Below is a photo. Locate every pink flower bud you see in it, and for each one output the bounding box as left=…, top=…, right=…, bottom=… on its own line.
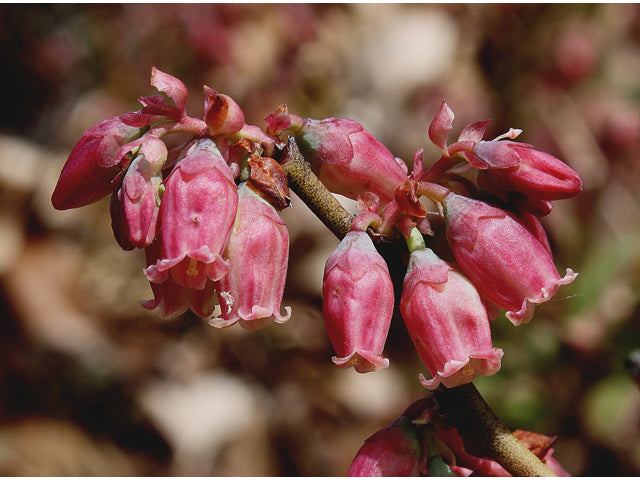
left=110, top=137, right=167, bottom=249
left=347, top=416, right=422, bottom=476
left=211, top=183, right=291, bottom=330
left=298, top=118, right=408, bottom=204
left=203, top=85, right=246, bottom=135
left=52, top=116, right=143, bottom=210
left=141, top=241, right=218, bottom=319
left=400, top=248, right=503, bottom=389
left=144, top=138, right=238, bottom=290
left=442, top=193, right=578, bottom=325
left=322, top=231, right=394, bottom=373
left=471, top=140, right=583, bottom=200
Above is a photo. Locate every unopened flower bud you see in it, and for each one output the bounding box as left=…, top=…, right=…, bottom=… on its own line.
left=347, top=416, right=422, bottom=476
left=296, top=117, right=408, bottom=204
left=471, top=140, right=583, bottom=200
left=110, top=136, right=166, bottom=249
left=322, top=231, right=394, bottom=373
left=52, top=116, right=144, bottom=210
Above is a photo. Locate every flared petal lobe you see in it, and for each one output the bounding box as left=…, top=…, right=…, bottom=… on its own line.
left=322, top=231, right=394, bottom=373
left=400, top=248, right=503, bottom=389
left=141, top=241, right=218, bottom=319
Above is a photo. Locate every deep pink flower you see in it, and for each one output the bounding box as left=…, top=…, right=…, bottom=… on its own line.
left=141, top=241, right=218, bottom=319
left=266, top=109, right=408, bottom=204
left=110, top=136, right=166, bottom=250
left=470, top=140, right=583, bottom=201
left=51, top=116, right=144, bottom=210
left=400, top=247, right=503, bottom=389
left=210, top=183, right=291, bottom=330
left=442, top=192, right=577, bottom=325
left=347, top=416, right=422, bottom=476
left=144, top=138, right=238, bottom=290
left=301, top=117, right=408, bottom=203
left=322, top=231, right=394, bottom=373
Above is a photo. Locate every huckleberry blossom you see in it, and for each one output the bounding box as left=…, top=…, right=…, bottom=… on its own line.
left=265, top=109, right=408, bottom=204
left=211, top=183, right=291, bottom=330
left=322, top=230, right=394, bottom=373
left=110, top=136, right=167, bottom=250
left=400, top=247, right=503, bottom=389
left=470, top=140, right=583, bottom=200
left=51, top=116, right=145, bottom=210
left=442, top=192, right=578, bottom=325
left=347, top=415, right=422, bottom=477
left=144, top=137, right=238, bottom=290
left=299, top=117, right=409, bottom=203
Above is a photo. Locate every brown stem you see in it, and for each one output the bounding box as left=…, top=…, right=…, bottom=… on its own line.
left=278, top=136, right=556, bottom=477
left=280, top=137, right=353, bottom=239
left=435, top=383, right=557, bottom=476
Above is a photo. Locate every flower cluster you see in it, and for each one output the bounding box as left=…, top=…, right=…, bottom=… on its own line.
left=53, top=68, right=290, bottom=330
left=346, top=398, right=570, bottom=477
left=53, top=68, right=581, bottom=390
left=293, top=100, right=581, bottom=388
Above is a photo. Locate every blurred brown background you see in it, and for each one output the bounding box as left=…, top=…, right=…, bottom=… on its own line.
left=1, top=3, right=640, bottom=476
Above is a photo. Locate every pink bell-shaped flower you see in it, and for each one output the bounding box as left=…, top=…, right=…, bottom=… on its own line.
left=300, top=117, right=409, bottom=203
left=52, top=116, right=145, bottom=210
left=141, top=241, right=218, bottom=319
left=470, top=140, right=583, bottom=201
left=210, top=183, right=291, bottom=330
left=322, top=230, right=394, bottom=373
left=400, top=247, right=503, bottom=389
left=110, top=136, right=166, bottom=250
left=347, top=415, right=422, bottom=476
left=144, top=137, right=238, bottom=290
left=442, top=192, right=578, bottom=325
left=265, top=108, right=408, bottom=204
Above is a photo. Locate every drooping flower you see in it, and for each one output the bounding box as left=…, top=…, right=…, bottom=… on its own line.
left=110, top=136, right=166, bottom=250
left=211, top=183, right=291, bottom=330
left=442, top=192, right=577, bottom=325
left=322, top=230, right=394, bottom=373
left=400, top=247, right=503, bottom=389
left=144, top=137, right=238, bottom=290
left=347, top=415, right=422, bottom=477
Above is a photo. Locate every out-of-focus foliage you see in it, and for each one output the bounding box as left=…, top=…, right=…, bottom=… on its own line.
left=1, top=3, right=639, bottom=475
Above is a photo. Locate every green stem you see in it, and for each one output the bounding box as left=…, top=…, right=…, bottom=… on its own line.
left=278, top=136, right=556, bottom=477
